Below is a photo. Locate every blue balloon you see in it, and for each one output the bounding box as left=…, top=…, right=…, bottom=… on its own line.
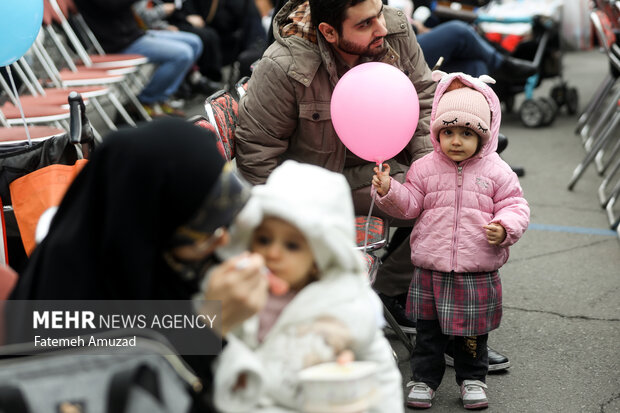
left=0, top=0, right=44, bottom=66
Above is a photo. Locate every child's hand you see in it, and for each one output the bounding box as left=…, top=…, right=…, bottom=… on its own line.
left=372, top=163, right=391, bottom=196
left=483, top=223, right=506, bottom=245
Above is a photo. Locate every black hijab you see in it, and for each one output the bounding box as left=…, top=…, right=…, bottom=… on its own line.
left=10, top=118, right=231, bottom=301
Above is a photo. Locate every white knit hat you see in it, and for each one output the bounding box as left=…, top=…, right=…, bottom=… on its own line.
left=431, top=86, right=492, bottom=145
left=218, top=161, right=366, bottom=276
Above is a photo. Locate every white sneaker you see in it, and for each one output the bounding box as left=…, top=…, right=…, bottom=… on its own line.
left=406, top=381, right=435, bottom=409
left=460, top=380, right=488, bottom=409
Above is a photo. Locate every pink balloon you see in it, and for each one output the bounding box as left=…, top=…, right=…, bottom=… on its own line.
left=331, top=62, right=420, bottom=164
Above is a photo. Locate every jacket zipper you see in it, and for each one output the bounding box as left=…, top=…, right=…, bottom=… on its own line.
left=451, top=165, right=463, bottom=270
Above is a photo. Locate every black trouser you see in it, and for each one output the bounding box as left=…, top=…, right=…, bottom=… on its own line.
left=411, top=319, right=489, bottom=390
left=173, top=22, right=223, bottom=81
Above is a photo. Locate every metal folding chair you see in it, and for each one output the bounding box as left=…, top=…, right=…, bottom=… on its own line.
left=576, top=9, right=620, bottom=145
left=567, top=9, right=620, bottom=190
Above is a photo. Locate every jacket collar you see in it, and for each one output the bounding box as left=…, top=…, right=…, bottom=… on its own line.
left=273, top=0, right=409, bottom=87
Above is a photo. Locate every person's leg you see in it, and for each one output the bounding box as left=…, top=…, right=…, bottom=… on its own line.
left=453, top=335, right=489, bottom=384
left=122, top=31, right=200, bottom=104
left=445, top=336, right=511, bottom=372
left=175, top=23, right=223, bottom=81
left=158, top=29, right=203, bottom=62
left=417, top=20, right=537, bottom=80
left=417, top=20, right=502, bottom=73
left=454, top=334, right=490, bottom=409
left=411, top=319, right=450, bottom=390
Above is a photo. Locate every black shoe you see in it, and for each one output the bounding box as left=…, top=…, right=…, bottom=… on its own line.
left=190, top=77, right=223, bottom=96
left=378, top=293, right=417, bottom=334
left=497, top=56, right=537, bottom=80
left=444, top=344, right=511, bottom=372
left=487, top=346, right=511, bottom=371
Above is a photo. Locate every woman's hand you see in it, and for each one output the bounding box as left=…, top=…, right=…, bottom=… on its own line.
left=372, top=163, right=391, bottom=196
left=203, top=253, right=269, bottom=335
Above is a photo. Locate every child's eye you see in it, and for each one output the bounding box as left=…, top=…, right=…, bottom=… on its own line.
left=442, top=129, right=452, bottom=135
left=254, top=234, right=272, bottom=245
left=285, top=241, right=301, bottom=251
left=463, top=130, right=473, bottom=136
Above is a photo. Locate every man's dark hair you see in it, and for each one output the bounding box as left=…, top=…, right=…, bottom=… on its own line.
left=309, top=0, right=367, bottom=34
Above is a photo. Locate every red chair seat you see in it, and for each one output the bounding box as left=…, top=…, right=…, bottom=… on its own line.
left=355, top=215, right=387, bottom=250
left=193, top=118, right=229, bottom=159
left=0, top=126, right=65, bottom=142
left=1, top=103, right=70, bottom=119
left=8, top=94, right=87, bottom=108
left=86, top=54, right=148, bottom=68
left=205, top=91, right=238, bottom=161
left=42, top=86, right=110, bottom=99
left=57, top=69, right=124, bottom=83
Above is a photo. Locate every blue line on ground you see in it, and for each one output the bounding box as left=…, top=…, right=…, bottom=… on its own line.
left=529, top=223, right=617, bottom=237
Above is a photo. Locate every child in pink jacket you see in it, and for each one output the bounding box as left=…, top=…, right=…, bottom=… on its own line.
left=372, top=71, right=529, bottom=410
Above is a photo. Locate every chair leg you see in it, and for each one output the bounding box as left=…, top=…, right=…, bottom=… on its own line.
left=568, top=110, right=619, bottom=190
left=89, top=96, right=117, bottom=131
left=595, top=134, right=620, bottom=175
left=575, top=73, right=616, bottom=136
left=118, top=86, right=151, bottom=122
left=598, top=157, right=620, bottom=207
left=383, top=303, right=414, bottom=359
left=107, top=91, right=137, bottom=126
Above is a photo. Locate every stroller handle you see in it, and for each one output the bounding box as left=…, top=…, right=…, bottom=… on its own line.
left=68, top=91, right=94, bottom=146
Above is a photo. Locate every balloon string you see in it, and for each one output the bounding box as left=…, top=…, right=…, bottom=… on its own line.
left=363, top=162, right=382, bottom=253
left=6, top=66, right=32, bottom=146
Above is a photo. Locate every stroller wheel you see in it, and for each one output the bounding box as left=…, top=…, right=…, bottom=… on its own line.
left=565, top=87, right=579, bottom=115
left=550, top=84, right=566, bottom=107
left=538, top=97, right=558, bottom=126
left=519, top=99, right=545, bottom=128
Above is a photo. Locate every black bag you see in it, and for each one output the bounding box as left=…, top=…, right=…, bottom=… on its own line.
left=0, top=133, right=78, bottom=206
left=0, top=330, right=211, bottom=413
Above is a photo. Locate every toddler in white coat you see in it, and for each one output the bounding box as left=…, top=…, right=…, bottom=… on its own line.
left=212, top=160, right=403, bottom=413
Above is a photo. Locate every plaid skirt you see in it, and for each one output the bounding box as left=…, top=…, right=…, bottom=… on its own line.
left=405, top=267, right=502, bottom=336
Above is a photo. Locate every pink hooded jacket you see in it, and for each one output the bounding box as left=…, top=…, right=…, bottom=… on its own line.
left=375, top=71, right=530, bottom=273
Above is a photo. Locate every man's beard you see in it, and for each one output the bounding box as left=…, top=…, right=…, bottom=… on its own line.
left=336, top=36, right=386, bottom=58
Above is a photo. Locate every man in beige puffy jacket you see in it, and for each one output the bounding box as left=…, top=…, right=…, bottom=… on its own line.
left=234, top=0, right=434, bottom=304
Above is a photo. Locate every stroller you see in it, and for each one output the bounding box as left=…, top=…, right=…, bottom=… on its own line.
left=0, top=92, right=94, bottom=272
left=472, top=0, right=580, bottom=127
left=432, top=0, right=579, bottom=127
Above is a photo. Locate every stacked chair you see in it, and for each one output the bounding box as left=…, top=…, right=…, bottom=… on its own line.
left=45, top=0, right=152, bottom=123
left=569, top=1, right=620, bottom=239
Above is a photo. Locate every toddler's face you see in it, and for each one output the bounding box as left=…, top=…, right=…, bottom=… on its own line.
left=439, top=126, right=480, bottom=162
left=250, top=217, right=317, bottom=291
